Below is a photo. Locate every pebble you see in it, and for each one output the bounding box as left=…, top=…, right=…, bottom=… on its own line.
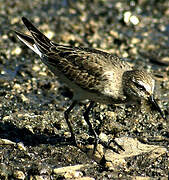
left=131, top=38, right=141, bottom=44
left=124, top=11, right=132, bottom=24
left=13, top=83, right=22, bottom=90
left=99, top=132, right=108, bottom=142
left=32, top=65, right=41, bottom=72
left=77, top=177, right=95, bottom=180
left=64, top=170, right=83, bottom=179
left=161, top=57, right=169, bottom=63
left=123, top=11, right=139, bottom=25
left=39, top=72, right=47, bottom=76
left=110, top=30, right=119, bottom=38
left=130, top=15, right=140, bottom=25
left=11, top=17, right=20, bottom=24
left=0, top=138, right=15, bottom=145
left=25, top=125, right=34, bottom=134
left=17, top=142, right=27, bottom=151
left=53, top=164, right=88, bottom=174
left=44, top=30, right=54, bottom=39
left=2, top=116, right=11, bottom=121
left=34, top=176, right=45, bottom=180
left=13, top=170, right=25, bottom=180
left=20, top=94, right=30, bottom=103
left=11, top=47, right=22, bottom=55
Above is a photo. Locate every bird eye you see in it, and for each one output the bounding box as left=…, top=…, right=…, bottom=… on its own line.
left=133, top=82, right=146, bottom=91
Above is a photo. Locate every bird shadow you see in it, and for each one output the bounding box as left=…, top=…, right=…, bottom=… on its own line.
left=0, top=121, right=74, bottom=148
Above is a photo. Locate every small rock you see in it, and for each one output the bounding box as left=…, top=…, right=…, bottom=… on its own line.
left=25, top=125, right=34, bottom=134
left=17, top=142, right=27, bottom=151
left=2, top=34, right=8, bottom=40
left=130, top=15, right=139, bottom=25
left=20, top=94, right=29, bottom=103
left=94, top=144, right=104, bottom=161
left=122, top=51, right=129, bottom=58
left=130, top=47, right=137, bottom=55
left=132, top=176, right=152, bottom=180
left=44, top=30, right=54, bottom=39
left=13, top=83, right=22, bottom=90
left=99, top=132, right=108, bottom=142
left=123, top=11, right=139, bottom=25
left=32, top=65, right=41, bottom=72
left=11, top=17, right=20, bottom=24
left=11, top=47, right=22, bottom=55
left=2, top=116, right=11, bottom=121
left=0, top=138, right=16, bottom=145
left=161, top=57, right=169, bottom=63
left=53, top=164, right=89, bottom=174
left=131, top=38, right=141, bottom=44
left=39, top=72, right=47, bottom=76
left=105, top=137, right=167, bottom=169
left=124, top=11, right=132, bottom=24
left=64, top=170, right=83, bottom=179
left=77, top=177, right=95, bottom=180
left=34, top=175, right=45, bottom=180
left=13, top=170, right=25, bottom=180
left=110, top=30, right=119, bottom=38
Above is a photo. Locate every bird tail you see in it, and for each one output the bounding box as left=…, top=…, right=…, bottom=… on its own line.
left=15, top=17, right=52, bottom=56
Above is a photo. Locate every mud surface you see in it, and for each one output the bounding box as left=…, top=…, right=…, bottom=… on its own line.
left=0, top=0, right=168, bottom=179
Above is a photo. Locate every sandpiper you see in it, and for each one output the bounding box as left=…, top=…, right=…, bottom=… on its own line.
left=15, top=17, right=166, bottom=152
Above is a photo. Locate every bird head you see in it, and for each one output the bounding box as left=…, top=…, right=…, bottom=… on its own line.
left=123, top=70, right=166, bottom=120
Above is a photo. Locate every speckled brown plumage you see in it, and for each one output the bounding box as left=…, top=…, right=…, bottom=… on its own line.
left=14, top=17, right=167, bottom=153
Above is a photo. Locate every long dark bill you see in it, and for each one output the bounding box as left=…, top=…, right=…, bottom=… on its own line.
left=148, top=95, right=167, bottom=121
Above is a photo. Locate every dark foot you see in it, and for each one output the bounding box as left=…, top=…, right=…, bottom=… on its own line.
left=68, top=136, right=78, bottom=146
left=107, top=138, right=125, bottom=152
left=88, top=135, right=125, bottom=154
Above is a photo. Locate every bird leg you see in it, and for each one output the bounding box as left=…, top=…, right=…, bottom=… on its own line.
left=64, top=100, right=77, bottom=146
left=65, top=100, right=124, bottom=154
left=83, top=101, right=100, bottom=153
left=83, top=101, right=125, bottom=154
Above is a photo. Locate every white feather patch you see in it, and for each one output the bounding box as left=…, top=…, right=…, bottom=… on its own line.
left=137, top=80, right=151, bottom=93
left=16, top=35, right=42, bottom=58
